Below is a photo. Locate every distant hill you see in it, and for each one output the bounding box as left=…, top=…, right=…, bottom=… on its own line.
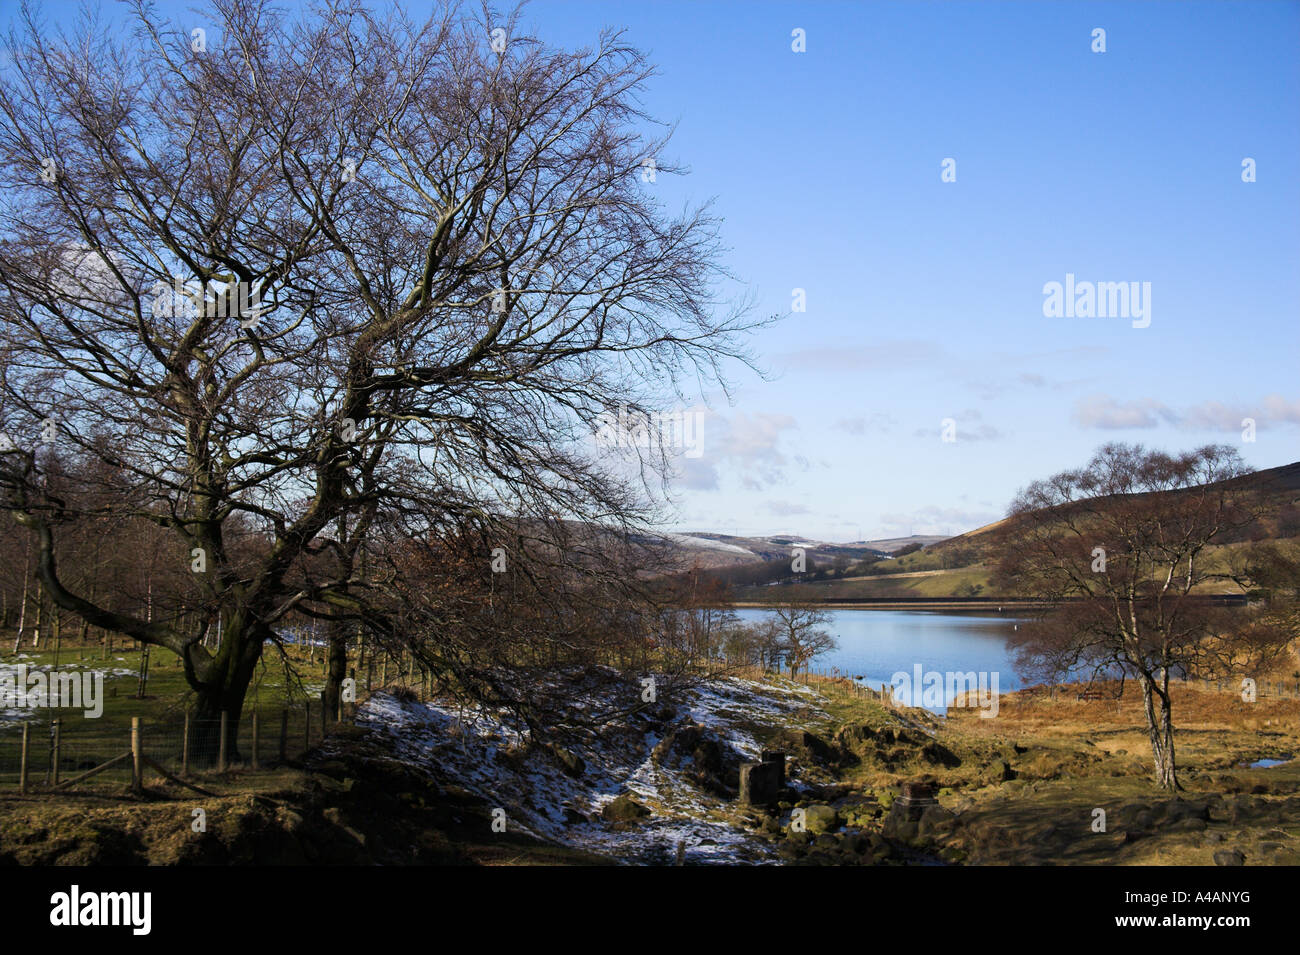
left=724, top=460, right=1300, bottom=603
left=851, top=535, right=950, bottom=553
left=929, top=460, right=1300, bottom=555
left=660, top=533, right=895, bottom=570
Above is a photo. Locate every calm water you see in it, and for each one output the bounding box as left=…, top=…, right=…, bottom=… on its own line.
left=734, top=608, right=1027, bottom=710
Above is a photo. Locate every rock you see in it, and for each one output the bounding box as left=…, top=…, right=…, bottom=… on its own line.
left=777, top=841, right=806, bottom=862
left=881, top=805, right=918, bottom=842
left=917, top=805, right=954, bottom=838
left=549, top=744, right=585, bottom=778
left=842, top=805, right=873, bottom=828
left=275, top=808, right=305, bottom=834
left=1160, top=799, right=1210, bottom=824
left=802, top=805, right=840, bottom=835
left=900, top=780, right=937, bottom=804
left=602, top=793, right=651, bottom=824
left=920, top=741, right=961, bottom=768
left=652, top=723, right=739, bottom=796
left=760, top=750, right=787, bottom=788
left=842, top=832, right=869, bottom=855
left=773, top=728, right=841, bottom=766
left=1213, top=849, right=1245, bottom=866
left=740, top=761, right=783, bottom=807
left=322, top=808, right=366, bottom=847
left=562, top=805, right=589, bottom=825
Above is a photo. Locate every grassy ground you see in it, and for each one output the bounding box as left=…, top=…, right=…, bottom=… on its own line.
left=0, top=633, right=606, bottom=864
left=758, top=670, right=1300, bottom=865
left=3, top=632, right=1299, bottom=865
left=0, top=634, right=333, bottom=790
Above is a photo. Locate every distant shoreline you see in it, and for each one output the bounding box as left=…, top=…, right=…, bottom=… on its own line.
left=727, top=599, right=1047, bottom=611
left=726, top=595, right=1248, bottom=611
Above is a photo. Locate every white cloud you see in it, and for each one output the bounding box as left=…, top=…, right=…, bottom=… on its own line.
left=876, top=505, right=1001, bottom=537
left=1074, top=394, right=1300, bottom=431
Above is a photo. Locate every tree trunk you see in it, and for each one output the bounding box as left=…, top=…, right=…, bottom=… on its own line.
left=32, top=579, right=42, bottom=648
left=186, top=617, right=265, bottom=767
left=322, top=626, right=348, bottom=724
left=12, top=559, right=27, bottom=653
left=1140, top=675, right=1178, bottom=791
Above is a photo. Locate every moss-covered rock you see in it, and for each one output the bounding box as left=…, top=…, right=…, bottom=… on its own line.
left=802, top=804, right=840, bottom=834
left=602, top=793, right=651, bottom=824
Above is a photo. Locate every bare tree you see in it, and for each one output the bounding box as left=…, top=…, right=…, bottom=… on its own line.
left=772, top=603, right=837, bottom=679
left=994, top=443, right=1294, bottom=791
left=0, top=0, right=767, bottom=760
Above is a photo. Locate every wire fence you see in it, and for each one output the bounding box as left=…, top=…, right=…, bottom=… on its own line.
left=0, top=700, right=347, bottom=794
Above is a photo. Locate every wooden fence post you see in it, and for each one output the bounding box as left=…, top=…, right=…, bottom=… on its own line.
left=131, top=717, right=142, bottom=793
left=182, top=711, right=190, bottom=775
left=251, top=711, right=260, bottom=770
left=19, top=723, right=30, bottom=794
left=279, top=708, right=288, bottom=763
left=217, top=711, right=228, bottom=773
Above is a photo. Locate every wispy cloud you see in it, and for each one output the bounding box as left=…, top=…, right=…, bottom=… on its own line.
left=1073, top=394, right=1300, bottom=431
left=835, top=412, right=896, bottom=435
left=765, top=500, right=811, bottom=516
left=877, top=504, right=1002, bottom=537
left=674, top=410, right=800, bottom=491
left=914, top=408, right=1004, bottom=442
left=777, top=339, right=946, bottom=374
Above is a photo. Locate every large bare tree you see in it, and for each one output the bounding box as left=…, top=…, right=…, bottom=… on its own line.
left=0, top=0, right=765, bottom=758
left=994, top=443, right=1294, bottom=791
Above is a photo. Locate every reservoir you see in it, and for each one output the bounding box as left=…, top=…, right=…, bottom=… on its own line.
left=733, top=608, right=1027, bottom=712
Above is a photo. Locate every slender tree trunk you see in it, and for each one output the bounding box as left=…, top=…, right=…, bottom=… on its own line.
left=136, top=576, right=152, bottom=699
left=13, top=552, right=29, bottom=653
left=32, top=578, right=42, bottom=648
left=1140, top=675, right=1178, bottom=791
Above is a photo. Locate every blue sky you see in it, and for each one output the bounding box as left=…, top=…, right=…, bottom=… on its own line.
left=515, top=0, right=1300, bottom=540
left=12, top=0, right=1298, bottom=541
